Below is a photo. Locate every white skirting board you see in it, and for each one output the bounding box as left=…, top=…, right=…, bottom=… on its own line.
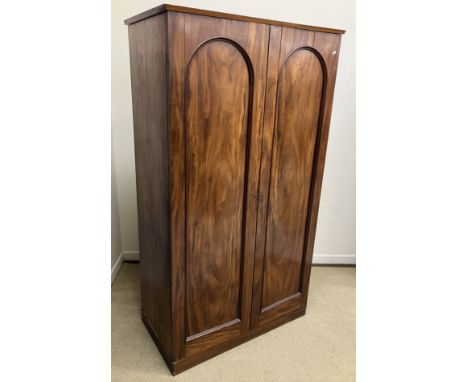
left=312, top=254, right=356, bottom=265
left=111, top=251, right=139, bottom=284
left=121, top=251, right=140, bottom=261
left=111, top=252, right=124, bottom=284
left=111, top=252, right=355, bottom=283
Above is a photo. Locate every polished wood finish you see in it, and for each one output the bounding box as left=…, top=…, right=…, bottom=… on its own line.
left=262, top=39, right=323, bottom=309
left=251, top=27, right=331, bottom=329
left=166, top=11, right=185, bottom=361
left=300, top=31, right=343, bottom=306
left=124, top=3, right=345, bottom=35
left=126, top=5, right=344, bottom=375
left=128, top=14, right=172, bottom=355
left=185, top=39, right=250, bottom=339
left=166, top=13, right=269, bottom=359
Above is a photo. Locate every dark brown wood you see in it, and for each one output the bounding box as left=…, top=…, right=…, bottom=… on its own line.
left=128, top=13, right=172, bottom=355
left=126, top=7, right=344, bottom=375
left=167, top=12, right=269, bottom=359
left=250, top=25, right=282, bottom=329
left=166, top=11, right=185, bottom=361
left=124, top=4, right=346, bottom=35
left=300, top=31, right=343, bottom=304
left=262, top=31, right=323, bottom=309
left=251, top=27, right=328, bottom=329
left=144, top=305, right=305, bottom=375
left=185, top=36, right=249, bottom=339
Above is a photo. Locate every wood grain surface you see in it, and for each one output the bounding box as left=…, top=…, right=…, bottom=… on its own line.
left=127, top=8, right=343, bottom=374
left=251, top=27, right=334, bottom=329
left=128, top=14, right=172, bottom=354
left=185, top=39, right=250, bottom=337
left=167, top=13, right=269, bottom=357
left=261, top=48, right=323, bottom=308
left=299, top=31, right=342, bottom=305
left=124, top=4, right=345, bottom=35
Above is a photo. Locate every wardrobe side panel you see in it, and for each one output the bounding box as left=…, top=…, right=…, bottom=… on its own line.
left=128, top=14, right=172, bottom=356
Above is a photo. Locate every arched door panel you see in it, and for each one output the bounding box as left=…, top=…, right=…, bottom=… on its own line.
left=185, top=39, right=251, bottom=339
left=169, top=13, right=269, bottom=357
left=251, top=26, right=327, bottom=328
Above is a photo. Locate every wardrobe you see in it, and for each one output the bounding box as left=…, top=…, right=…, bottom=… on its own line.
left=125, top=4, right=345, bottom=375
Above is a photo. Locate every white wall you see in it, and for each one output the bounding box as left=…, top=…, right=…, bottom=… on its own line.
left=111, top=0, right=355, bottom=265
left=111, top=138, right=123, bottom=276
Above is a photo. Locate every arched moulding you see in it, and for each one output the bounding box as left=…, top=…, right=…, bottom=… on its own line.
left=261, top=46, right=327, bottom=310
left=280, top=46, right=328, bottom=84
left=185, top=37, right=255, bottom=84
left=183, top=37, right=254, bottom=339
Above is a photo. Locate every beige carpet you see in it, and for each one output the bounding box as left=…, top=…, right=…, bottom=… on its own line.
left=112, top=263, right=355, bottom=381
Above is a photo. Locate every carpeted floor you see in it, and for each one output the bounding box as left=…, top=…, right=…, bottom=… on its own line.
left=112, top=263, right=355, bottom=381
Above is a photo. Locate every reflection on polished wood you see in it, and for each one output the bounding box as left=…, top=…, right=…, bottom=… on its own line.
left=127, top=5, right=344, bottom=375
left=186, top=39, right=250, bottom=338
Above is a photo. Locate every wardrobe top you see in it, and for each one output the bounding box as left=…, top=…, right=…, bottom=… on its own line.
left=124, top=4, right=346, bottom=35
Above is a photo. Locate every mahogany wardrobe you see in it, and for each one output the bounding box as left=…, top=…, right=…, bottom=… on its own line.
left=125, top=4, right=345, bottom=375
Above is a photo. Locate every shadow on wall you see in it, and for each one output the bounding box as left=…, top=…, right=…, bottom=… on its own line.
left=112, top=131, right=139, bottom=265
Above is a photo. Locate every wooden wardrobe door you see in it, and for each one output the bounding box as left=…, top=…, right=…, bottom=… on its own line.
left=167, top=12, right=268, bottom=358
left=251, top=26, right=341, bottom=328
